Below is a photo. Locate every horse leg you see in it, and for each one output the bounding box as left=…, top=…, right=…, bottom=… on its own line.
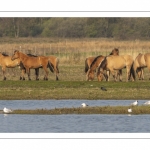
left=2, top=67, right=6, bottom=80
left=118, top=70, right=122, bottom=81
left=35, top=68, right=39, bottom=80
left=20, top=69, right=26, bottom=80
left=126, top=66, right=131, bottom=82
left=110, top=70, right=117, bottom=81
left=141, top=68, right=144, bottom=80
left=26, top=68, right=31, bottom=80
left=43, top=67, right=49, bottom=80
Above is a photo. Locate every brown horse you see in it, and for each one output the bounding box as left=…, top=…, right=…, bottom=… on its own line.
left=85, top=56, right=96, bottom=73
left=27, top=54, right=59, bottom=80
left=11, top=50, right=52, bottom=80
left=97, top=55, right=135, bottom=82
left=0, top=52, right=25, bottom=80
left=86, top=48, right=121, bottom=81
left=133, top=53, right=150, bottom=80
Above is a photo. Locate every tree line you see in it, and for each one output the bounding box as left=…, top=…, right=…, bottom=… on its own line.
left=0, top=17, right=150, bottom=40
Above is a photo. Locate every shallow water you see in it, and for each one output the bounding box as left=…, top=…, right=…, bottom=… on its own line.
left=0, top=99, right=150, bottom=133
left=1, top=114, right=150, bottom=133
left=0, top=99, right=148, bottom=110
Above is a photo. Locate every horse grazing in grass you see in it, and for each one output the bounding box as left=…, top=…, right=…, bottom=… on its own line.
left=133, top=53, right=150, bottom=80
left=86, top=48, right=121, bottom=81
left=97, top=55, right=135, bottom=82
left=0, top=52, right=25, bottom=80
left=85, top=56, right=96, bottom=73
left=27, top=54, right=59, bottom=81
left=11, top=50, right=52, bottom=80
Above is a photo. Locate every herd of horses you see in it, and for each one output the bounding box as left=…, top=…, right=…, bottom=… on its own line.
left=85, top=48, right=150, bottom=82
left=0, top=50, right=59, bottom=81
left=0, top=48, right=150, bottom=82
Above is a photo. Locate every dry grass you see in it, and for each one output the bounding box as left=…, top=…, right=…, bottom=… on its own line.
left=0, top=37, right=150, bottom=81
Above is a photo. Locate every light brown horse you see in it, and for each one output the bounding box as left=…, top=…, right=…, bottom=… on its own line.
left=86, top=48, right=121, bottom=81
left=85, top=56, right=96, bottom=73
left=11, top=50, right=52, bottom=80
left=27, top=54, right=59, bottom=80
left=97, top=55, right=135, bottom=82
left=0, top=52, right=25, bottom=80
left=133, top=53, right=150, bottom=80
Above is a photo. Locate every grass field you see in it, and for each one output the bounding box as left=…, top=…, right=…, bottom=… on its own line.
left=0, top=37, right=150, bottom=100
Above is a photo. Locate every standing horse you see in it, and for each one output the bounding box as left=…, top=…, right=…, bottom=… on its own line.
left=86, top=48, right=121, bottom=81
left=0, top=52, right=25, bottom=80
left=11, top=50, right=52, bottom=80
left=133, top=53, right=150, bottom=80
left=27, top=54, right=59, bottom=81
left=97, top=55, right=135, bottom=82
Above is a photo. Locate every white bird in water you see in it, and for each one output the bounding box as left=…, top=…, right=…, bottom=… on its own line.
left=144, top=101, right=150, bottom=105
left=128, top=108, right=132, bottom=113
left=3, top=107, right=13, bottom=113
left=131, top=100, right=138, bottom=106
left=81, top=103, right=88, bottom=107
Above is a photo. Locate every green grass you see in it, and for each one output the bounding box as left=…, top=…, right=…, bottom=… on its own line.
left=0, top=79, right=150, bottom=100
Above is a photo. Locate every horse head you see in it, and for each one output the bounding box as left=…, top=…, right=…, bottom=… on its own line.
left=109, top=48, right=119, bottom=56
left=86, top=69, right=95, bottom=81
left=11, top=50, right=19, bottom=60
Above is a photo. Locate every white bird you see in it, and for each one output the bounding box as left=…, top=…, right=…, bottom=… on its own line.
left=81, top=103, right=88, bottom=107
left=144, top=101, right=150, bottom=105
left=131, top=100, right=138, bottom=106
left=3, top=107, right=12, bottom=113
left=128, top=108, right=132, bottom=113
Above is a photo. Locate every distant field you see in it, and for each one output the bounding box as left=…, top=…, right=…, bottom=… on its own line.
left=0, top=37, right=150, bottom=81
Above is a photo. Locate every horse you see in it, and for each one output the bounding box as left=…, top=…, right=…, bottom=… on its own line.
left=133, top=53, right=150, bottom=80
left=0, top=52, right=26, bottom=80
left=27, top=54, right=59, bottom=81
left=97, top=55, right=135, bottom=82
left=85, top=56, right=96, bottom=73
left=86, top=48, right=121, bottom=81
left=11, top=50, right=52, bottom=80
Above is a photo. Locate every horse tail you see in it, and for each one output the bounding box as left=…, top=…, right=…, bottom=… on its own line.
left=56, top=57, right=59, bottom=74
left=85, top=58, right=89, bottom=73
left=47, top=61, right=54, bottom=73
left=130, top=63, right=136, bottom=81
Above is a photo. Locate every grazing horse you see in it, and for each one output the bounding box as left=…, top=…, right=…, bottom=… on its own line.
left=11, top=50, right=52, bottom=80
left=27, top=54, right=59, bottom=81
left=97, top=55, right=135, bottom=82
left=0, top=52, right=25, bottom=80
left=86, top=48, right=121, bottom=81
left=85, top=56, right=96, bottom=73
left=133, top=53, right=150, bottom=80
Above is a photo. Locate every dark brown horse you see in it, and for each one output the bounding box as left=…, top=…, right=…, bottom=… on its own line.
left=133, top=53, right=150, bottom=80
left=0, top=52, right=26, bottom=80
left=11, top=50, right=52, bottom=80
left=97, top=55, right=135, bottom=82
left=86, top=48, right=121, bottom=81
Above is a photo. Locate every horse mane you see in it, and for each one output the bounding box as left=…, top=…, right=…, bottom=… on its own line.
left=109, top=48, right=119, bottom=55
left=90, top=55, right=103, bottom=68
left=27, top=53, right=38, bottom=57
left=1, top=52, right=9, bottom=56
left=97, top=57, right=107, bottom=74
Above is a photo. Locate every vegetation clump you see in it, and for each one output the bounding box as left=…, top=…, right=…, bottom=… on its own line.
left=11, top=106, right=150, bottom=115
